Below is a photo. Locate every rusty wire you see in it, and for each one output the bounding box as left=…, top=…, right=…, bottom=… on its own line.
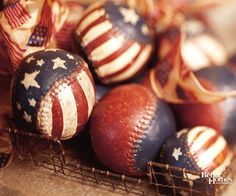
left=1, top=127, right=235, bottom=196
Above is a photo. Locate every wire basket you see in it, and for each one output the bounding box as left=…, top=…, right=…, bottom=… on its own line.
left=1, top=124, right=235, bottom=196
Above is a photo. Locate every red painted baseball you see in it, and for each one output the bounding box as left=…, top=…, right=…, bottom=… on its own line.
left=75, top=1, right=154, bottom=84
left=90, top=84, right=176, bottom=176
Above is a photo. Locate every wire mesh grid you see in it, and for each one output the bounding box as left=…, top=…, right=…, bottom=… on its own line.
left=1, top=126, right=235, bottom=196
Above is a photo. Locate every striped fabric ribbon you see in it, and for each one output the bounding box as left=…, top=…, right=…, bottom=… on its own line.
left=148, top=24, right=236, bottom=104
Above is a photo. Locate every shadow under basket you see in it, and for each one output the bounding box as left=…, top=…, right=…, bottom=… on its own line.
left=1, top=122, right=236, bottom=196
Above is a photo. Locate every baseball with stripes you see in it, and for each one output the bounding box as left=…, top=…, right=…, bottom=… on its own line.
left=159, top=126, right=232, bottom=192
left=75, top=1, right=154, bottom=84
left=159, top=19, right=227, bottom=71
left=11, top=49, right=96, bottom=140
left=90, top=84, right=176, bottom=176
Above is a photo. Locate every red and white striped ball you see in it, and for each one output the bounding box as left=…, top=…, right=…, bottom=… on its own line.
left=11, top=49, right=96, bottom=140
left=75, top=1, right=154, bottom=84
left=90, top=84, right=176, bottom=176
left=159, top=19, right=227, bottom=71
left=160, top=126, right=232, bottom=180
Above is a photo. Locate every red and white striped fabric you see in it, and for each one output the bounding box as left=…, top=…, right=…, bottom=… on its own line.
left=143, top=24, right=236, bottom=104
left=187, top=126, right=232, bottom=174
left=0, top=0, right=84, bottom=72
left=75, top=1, right=153, bottom=84
left=3, top=0, right=31, bottom=28
left=0, top=25, right=26, bottom=69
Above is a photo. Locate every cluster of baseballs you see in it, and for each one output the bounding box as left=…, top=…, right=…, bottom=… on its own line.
left=10, top=1, right=235, bottom=194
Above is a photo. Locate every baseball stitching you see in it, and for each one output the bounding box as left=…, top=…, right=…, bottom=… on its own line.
left=37, top=65, right=89, bottom=139
left=126, top=91, right=157, bottom=175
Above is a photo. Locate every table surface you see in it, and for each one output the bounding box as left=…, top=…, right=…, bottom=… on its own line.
left=0, top=156, right=126, bottom=196
left=0, top=155, right=235, bottom=196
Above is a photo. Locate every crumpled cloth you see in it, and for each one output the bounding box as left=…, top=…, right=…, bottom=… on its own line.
left=123, top=0, right=236, bottom=104
left=0, top=0, right=84, bottom=73
left=148, top=24, right=236, bottom=104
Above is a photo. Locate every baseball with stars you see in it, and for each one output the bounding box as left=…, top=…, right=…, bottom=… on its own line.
left=11, top=49, right=96, bottom=140
left=75, top=1, right=154, bottom=84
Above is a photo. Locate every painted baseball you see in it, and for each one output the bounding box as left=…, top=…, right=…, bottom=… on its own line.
left=90, top=84, right=176, bottom=176
left=159, top=19, right=227, bottom=71
left=159, top=126, right=232, bottom=194
left=75, top=1, right=154, bottom=84
left=172, top=66, right=236, bottom=146
left=11, top=49, right=96, bottom=140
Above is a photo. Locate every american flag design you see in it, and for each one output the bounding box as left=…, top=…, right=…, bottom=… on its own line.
left=75, top=1, right=153, bottom=84
left=3, top=1, right=31, bottom=29
left=0, top=0, right=84, bottom=71
left=160, top=126, right=232, bottom=181
left=144, top=25, right=236, bottom=104
left=11, top=49, right=95, bottom=140
left=27, top=26, right=48, bottom=47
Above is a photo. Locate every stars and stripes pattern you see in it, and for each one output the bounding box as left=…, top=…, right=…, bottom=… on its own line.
left=27, top=0, right=52, bottom=48
left=0, top=0, right=84, bottom=70
left=76, top=1, right=153, bottom=84
left=27, top=26, right=48, bottom=47
left=3, top=0, right=31, bottom=29
left=160, top=126, right=232, bottom=188
left=12, top=49, right=95, bottom=140
left=187, top=126, right=232, bottom=175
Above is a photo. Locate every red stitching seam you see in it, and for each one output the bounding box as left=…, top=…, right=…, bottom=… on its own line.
left=37, top=65, right=88, bottom=139
left=182, top=133, right=203, bottom=172
left=187, top=128, right=213, bottom=172
left=126, top=95, right=157, bottom=175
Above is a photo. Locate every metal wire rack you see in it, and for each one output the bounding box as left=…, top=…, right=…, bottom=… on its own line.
left=1, top=125, right=235, bottom=196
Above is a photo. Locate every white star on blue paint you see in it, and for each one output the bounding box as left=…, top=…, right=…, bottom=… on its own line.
left=23, top=111, right=32, bottom=123
left=28, top=98, right=36, bottom=107
left=119, top=7, right=139, bottom=25
left=67, top=53, right=74, bottom=60
left=36, top=59, right=45, bottom=66
left=26, top=56, right=35, bottom=64
left=21, top=71, right=40, bottom=90
left=52, top=57, right=67, bottom=70
left=172, top=148, right=183, bottom=161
